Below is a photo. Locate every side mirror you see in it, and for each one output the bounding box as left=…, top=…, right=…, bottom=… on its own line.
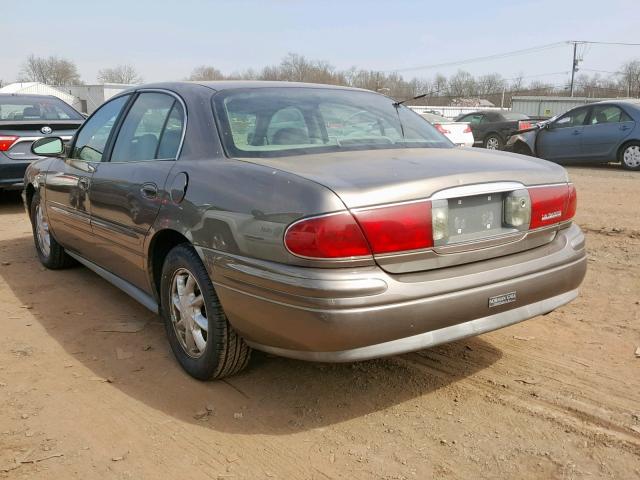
left=31, top=137, right=64, bottom=157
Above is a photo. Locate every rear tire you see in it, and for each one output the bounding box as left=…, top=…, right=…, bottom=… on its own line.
left=160, top=244, right=251, bottom=380
left=29, top=191, right=74, bottom=269
left=484, top=134, right=503, bottom=150
left=619, top=142, right=640, bottom=170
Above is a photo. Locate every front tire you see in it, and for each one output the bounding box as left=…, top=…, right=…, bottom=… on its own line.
left=30, top=191, right=74, bottom=269
left=160, top=244, right=251, bottom=380
left=484, top=134, right=503, bottom=150
left=620, top=142, right=640, bottom=170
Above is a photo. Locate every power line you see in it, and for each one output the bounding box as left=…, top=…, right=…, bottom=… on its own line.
left=571, top=40, right=640, bottom=46
left=388, top=42, right=567, bottom=73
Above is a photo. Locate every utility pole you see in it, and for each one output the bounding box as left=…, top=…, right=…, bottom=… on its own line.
left=569, top=41, right=581, bottom=97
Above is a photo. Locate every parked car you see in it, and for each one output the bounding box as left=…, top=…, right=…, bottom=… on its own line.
left=23, top=81, right=586, bottom=380
left=506, top=100, right=640, bottom=170
left=0, top=94, right=84, bottom=190
left=455, top=110, right=547, bottom=150
left=420, top=112, right=474, bottom=147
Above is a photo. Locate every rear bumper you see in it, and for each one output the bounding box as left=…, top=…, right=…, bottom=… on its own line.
left=200, top=223, right=586, bottom=362
left=0, top=155, right=29, bottom=189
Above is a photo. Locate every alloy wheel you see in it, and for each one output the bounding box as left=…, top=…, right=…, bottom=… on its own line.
left=486, top=137, right=500, bottom=150
left=35, top=204, right=51, bottom=257
left=170, top=268, right=208, bottom=358
left=623, top=145, right=640, bottom=168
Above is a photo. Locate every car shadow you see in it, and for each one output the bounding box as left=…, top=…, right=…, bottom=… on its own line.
left=0, top=196, right=503, bottom=435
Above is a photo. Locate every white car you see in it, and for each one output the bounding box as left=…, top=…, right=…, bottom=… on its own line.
left=421, top=112, right=474, bottom=147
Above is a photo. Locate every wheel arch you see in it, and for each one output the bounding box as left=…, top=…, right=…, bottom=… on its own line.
left=24, top=183, right=36, bottom=219
left=147, top=229, right=191, bottom=301
left=513, top=140, right=533, bottom=156
left=484, top=131, right=504, bottom=144
left=617, top=138, right=640, bottom=162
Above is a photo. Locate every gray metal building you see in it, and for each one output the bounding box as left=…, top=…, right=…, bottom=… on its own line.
left=511, top=96, right=628, bottom=118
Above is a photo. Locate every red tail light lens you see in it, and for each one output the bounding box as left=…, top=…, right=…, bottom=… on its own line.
left=435, top=124, right=451, bottom=135
left=564, top=183, right=577, bottom=221
left=284, top=212, right=371, bottom=258
left=354, top=201, right=433, bottom=254
left=528, top=184, right=576, bottom=229
left=518, top=120, right=532, bottom=131
left=463, top=125, right=472, bottom=133
left=0, top=136, right=19, bottom=151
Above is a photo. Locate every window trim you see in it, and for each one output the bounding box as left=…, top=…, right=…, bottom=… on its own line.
left=68, top=93, right=133, bottom=164
left=103, top=88, right=188, bottom=164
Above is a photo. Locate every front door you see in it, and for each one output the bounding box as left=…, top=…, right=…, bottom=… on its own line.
left=44, top=94, right=131, bottom=258
left=536, top=106, right=589, bottom=161
left=88, top=91, right=185, bottom=291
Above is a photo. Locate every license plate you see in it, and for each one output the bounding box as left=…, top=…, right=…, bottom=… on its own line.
left=447, top=194, right=504, bottom=243
left=488, top=291, right=517, bottom=308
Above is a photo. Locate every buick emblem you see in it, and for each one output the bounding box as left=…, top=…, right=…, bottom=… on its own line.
left=41, top=126, right=52, bottom=134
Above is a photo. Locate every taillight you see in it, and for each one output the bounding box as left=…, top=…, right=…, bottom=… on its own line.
left=0, top=136, right=19, bottom=151
left=353, top=201, right=433, bottom=254
left=284, top=202, right=435, bottom=259
left=528, top=184, right=576, bottom=229
left=463, top=124, right=472, bottom=133
left=435, top=124, right=451, bottom=135
left=518, top=120, right=532, bottom=131
left=284, top=212, right=371, bottom=258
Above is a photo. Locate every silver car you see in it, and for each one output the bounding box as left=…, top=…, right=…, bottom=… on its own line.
left=24, top=81, right=587, bottom=380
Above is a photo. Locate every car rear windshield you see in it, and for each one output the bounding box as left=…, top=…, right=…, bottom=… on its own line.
left=212, top=87, right=452, bottom=158
left=0, top=96, right=83, bottom=121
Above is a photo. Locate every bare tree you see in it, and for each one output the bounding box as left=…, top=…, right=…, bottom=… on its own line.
left=188, top=66, right=225, bottom=81
left=619, top=60, right=640, bottom=97
left=19, top=54, right=82, bottom=86
left=97, top=64, right=142, bottom=84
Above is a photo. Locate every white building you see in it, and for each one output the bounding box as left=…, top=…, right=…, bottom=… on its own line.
left=0, top=82, right=132, bottom=114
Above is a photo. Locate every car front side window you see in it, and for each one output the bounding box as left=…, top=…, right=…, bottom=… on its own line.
left=71, top=95, right=130, bottom=162
left=110, top=92, right=183, bottom=162
left=554, top=108, right=588, bottom=128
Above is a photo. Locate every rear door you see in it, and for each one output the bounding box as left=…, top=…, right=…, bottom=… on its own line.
left=87, top=90, right=185, bottom=290
left=580, top=104, right=635, bottom=161
left=536, top=106, right=589, bottom=161
left=44, top=95, right=131, bottom=258
left=457, top=113, right=485, bottom=145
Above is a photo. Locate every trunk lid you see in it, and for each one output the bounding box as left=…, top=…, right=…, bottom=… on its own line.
left=240, top=147, right=568, bottom=209
left=0, top=120, right=81, bottom=160
left=243, top=147, right=570, bottom=274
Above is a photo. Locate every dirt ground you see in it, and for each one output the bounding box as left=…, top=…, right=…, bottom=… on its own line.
left=0, top=166, right=639, bottom=480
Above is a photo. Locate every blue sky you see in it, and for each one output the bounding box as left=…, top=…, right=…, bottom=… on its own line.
left=4, top=0, right=639, bottom=85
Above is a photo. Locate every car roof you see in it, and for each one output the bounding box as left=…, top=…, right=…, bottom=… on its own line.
left=591, top=98, right=640, bottom=106
left=0, top=93, right=61, bottom=100
left=123, top=80, right=371, bottom=94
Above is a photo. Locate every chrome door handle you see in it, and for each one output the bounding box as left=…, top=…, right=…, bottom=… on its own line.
left=571, top=130, right=581, bottom=135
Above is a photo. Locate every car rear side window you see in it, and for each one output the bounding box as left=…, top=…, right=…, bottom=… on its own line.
left=460, top=114, right=484, bottom=125
left=589, top=105, right=631, bottom=124
left=71, top=95, right=130, bottom=162
left=111, top=92, right=184, bottom=162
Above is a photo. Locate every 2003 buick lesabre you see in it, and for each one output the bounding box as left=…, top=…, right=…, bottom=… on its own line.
left=23, top=81, right=586, bottom=380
